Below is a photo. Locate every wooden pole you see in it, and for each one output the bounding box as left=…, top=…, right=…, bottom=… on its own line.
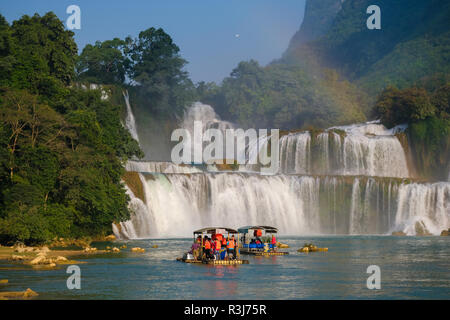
left=236, top=233, right=240, bottom=259
left=200, top=234, right=204, bottom=260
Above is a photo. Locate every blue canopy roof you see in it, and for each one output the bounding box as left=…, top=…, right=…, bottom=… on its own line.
left=237, top=226, right=278, bottom=234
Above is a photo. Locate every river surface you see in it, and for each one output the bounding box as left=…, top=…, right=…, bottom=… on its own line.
left=0, top=236, right=449, bottom=299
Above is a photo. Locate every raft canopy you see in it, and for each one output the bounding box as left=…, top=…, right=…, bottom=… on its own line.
left=193, top=227, right=238, bottom=235
left=237, top=226, right=278, bottom=234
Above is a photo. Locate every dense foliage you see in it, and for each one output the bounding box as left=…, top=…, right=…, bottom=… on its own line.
left=375, top=84, right=450, bottom=180
left=0, top=13, right=142, bottom=245
left=77, top=27, right=196, bottom=119
left=197, top=60, right=368, bottom=129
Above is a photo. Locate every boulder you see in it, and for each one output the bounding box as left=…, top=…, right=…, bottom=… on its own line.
left=30, top=255, right=47, bottom=265
left=10, top=255, right=25, bottom=261
left=0, top=279, right=8, bottom=285
left=23, top=288, right=38, bottom=298
left=55, top=256, right=68, bottom=263
left=276, top=242, right=289, bottom=248
left=105, top=235, right=116, bottom=241
left=152, top=245, right=158, bottom=248
left=0, top=288, right=38, bottom=300
left=298, top=243, right=328, bottom=253
left=415, top=221, right=432, bottom=236
left=392, top=231, right=407, bottom=236
left=120, top=245, right=127, bottom=249
left=39, top=246, right=50, bottom=253
left=112, top=247, right=120, bottom=253
left=440, top=228, right=450, bottom=236
left=131, top=247, right=145, bottom=253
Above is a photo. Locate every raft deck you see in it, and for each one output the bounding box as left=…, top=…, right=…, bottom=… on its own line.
left=240, top=249, right=288, bottom=256
left=176, top=258, right=249, bottom=265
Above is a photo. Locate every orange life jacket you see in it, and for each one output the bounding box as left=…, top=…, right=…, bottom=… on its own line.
left=222, top=238, right=227, bottom=246
left=227, top=239, right=235, bottom=249
left=215, top=240, right=221, bottom=250
left=204, top=240, right=211, bottom=250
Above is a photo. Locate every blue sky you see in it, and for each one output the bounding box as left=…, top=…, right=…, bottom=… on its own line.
left=1, top=0, right=306, bottom=83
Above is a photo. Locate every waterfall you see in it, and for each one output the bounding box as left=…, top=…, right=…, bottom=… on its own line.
left=116, top=104, right=448, bottom=239
left=125, top=160, right=204, bottom=174
left=114, top=172, right=450, bottom=238
left=279, top=121, right=410, bottom=178
left=113, top=181, right=152, bottom=239
left=123, top=90, right=140, bottom=144
left=394, top=182, right=450, bottom=235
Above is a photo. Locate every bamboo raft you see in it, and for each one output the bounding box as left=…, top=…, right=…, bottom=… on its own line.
left=176, top=258, right=249, bottom=265
left=240, top=249, right=288, bottom=256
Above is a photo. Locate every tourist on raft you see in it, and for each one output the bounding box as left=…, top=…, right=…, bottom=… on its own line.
left=203, top=237, right=213, bottom=260
left=226, top=235, right=236, bottom=260
left=271, top=234, right=277, bottom=252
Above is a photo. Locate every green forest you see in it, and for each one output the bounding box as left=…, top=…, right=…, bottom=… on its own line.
left=0, top=13, right=145, bottom=244
left=0, top=0, right=449, bottom=244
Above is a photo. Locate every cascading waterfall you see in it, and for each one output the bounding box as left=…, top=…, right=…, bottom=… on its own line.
left=181, top=102, right=233, bottom=161
left=116, top=105, right=449, bottom=239
left=279, top=122, right=410, bottom=177
left=125, top=160, right=203, bottom=174
left=123, top=90, right=140, bottom=144
left=114, top=172, right=450, bottom=238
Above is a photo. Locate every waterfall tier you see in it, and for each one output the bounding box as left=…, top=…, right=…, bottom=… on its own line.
left=114, top=172, right=449, bottom=238
left=279, top=123, right=410, bottom=178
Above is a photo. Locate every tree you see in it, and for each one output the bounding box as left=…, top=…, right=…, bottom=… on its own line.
left=76, top=38, right=127, bottom=85
left=375, top=86, right=435, bottom=128
left=9, top=12, right=77, bottom=94
left=124, top=27, right=195, bottom=117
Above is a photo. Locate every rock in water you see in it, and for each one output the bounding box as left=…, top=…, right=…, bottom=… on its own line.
left=276, top=242, right=289, bottom=248
left=415, top=221, right=432, bottom=236
left=56, top=256, right=68, bottom=262
left=392, top=231, right=407, bottom=236
left=23, top=288, right=38, bottom=298
left=105, top=235, right=116, bottom=241
left=30, top=255, right=47, bottom=265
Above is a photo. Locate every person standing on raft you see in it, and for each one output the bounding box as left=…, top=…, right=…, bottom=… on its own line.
left=204, top=237, right=213, bottom=260
left=214, top=237, right=222, bottom=260
left=227, top=235, right=236, bottom=260
left=271, top=234, right=277, bottom=252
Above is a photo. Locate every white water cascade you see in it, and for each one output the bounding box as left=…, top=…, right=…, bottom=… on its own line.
left=115, top=105, right=449, bottom=239
left=114, top=172, right=449, bottom=238
left=123, top=91, right=140, bottom=144
left=279, top=122, right=410, bottom=177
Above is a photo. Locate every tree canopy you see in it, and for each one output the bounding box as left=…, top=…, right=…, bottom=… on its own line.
left=0, top=13, right=142, bottom=245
